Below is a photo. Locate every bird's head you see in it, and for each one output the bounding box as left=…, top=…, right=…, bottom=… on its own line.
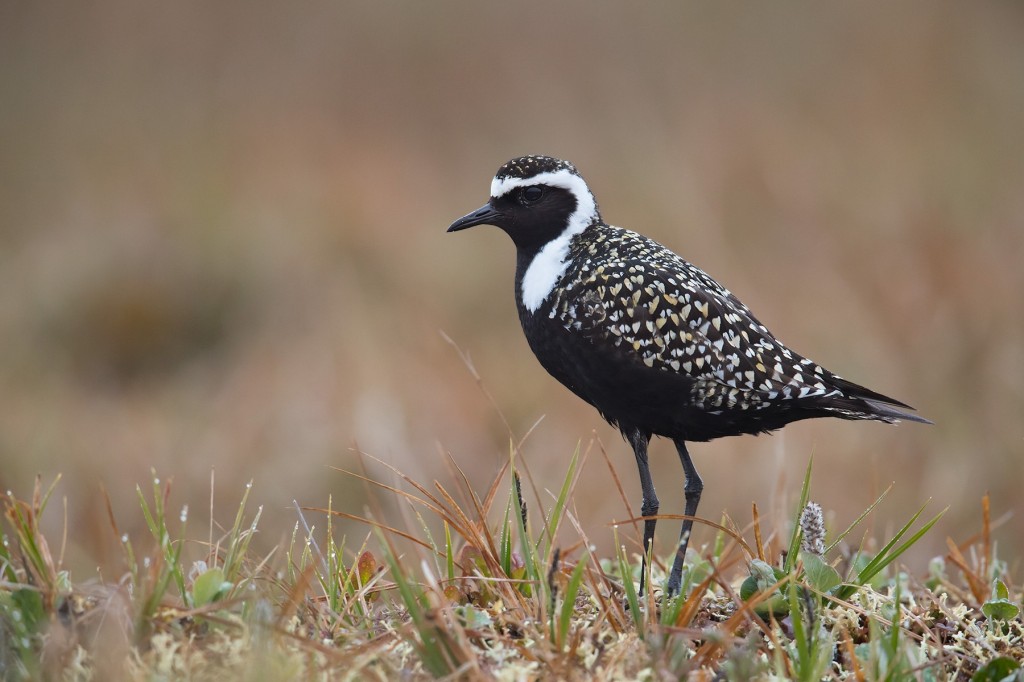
left=447, top=155, right=601, bottom=252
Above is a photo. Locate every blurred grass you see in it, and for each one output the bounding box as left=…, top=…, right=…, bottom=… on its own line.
left=0, top=453, right=1015, bottom=679
left=1, top=1, right=1022, bottom=576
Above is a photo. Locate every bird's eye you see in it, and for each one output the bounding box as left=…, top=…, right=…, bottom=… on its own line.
left=521, top=186, right=543, bottom=204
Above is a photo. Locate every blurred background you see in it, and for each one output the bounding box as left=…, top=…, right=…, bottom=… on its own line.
left=1, top=2, right=1021, bottom=575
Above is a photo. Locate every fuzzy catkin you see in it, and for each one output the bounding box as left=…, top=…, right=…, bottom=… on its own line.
left=800, top=502, right=826, bottom=556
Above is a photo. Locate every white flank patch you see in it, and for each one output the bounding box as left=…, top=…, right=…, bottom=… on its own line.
left=490, top=169, right=598, bottom=312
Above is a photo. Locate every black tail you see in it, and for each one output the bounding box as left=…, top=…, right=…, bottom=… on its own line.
left=858, top=397, right=933, bottom=424
left=826, top=376, right=933, bottom=425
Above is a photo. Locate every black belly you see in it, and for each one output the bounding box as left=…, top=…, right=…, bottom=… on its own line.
left=521, top=312, right=818, bottom=442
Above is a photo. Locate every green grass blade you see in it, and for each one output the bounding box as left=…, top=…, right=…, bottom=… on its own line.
left=445, top=521, right=455, bottom=583
left=377, top=529, right=452, bottom=677
left=659, top=591, right=686, bottom=627
left=557, top=549, right=589, bottom=649
left=825, top=483, right=892, bottom=554
left=785, top=456, right=814, bottom=574
left=614, top=530, right=642, bottom=634
left=512, top=466, right=540, bottom=597
left=220, top=480, right=257, bottom=581
left=856, top=507, right=945, bottom=587
left=37, top=475, right=62, bottom=517
left=500, top=491, right=513, bottom=576
left=136, top=484, right=159, bottom=546
left=788, top=582, right=810, bottom=675
left=855, top=502, right=926, bottom=581
left=831, top=505, right=946, bottom=601
left=545, top=441, right=580, bottom=550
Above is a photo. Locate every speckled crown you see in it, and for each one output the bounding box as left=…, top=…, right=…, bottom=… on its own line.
left=495, top=155, right=579, bottom=181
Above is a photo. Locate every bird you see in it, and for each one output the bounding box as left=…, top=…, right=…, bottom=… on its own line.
left=447, top=155, right=930, bottom=596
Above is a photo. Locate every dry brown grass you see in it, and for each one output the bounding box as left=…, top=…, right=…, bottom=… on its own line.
left=0, top=453, right=1019, bottom=680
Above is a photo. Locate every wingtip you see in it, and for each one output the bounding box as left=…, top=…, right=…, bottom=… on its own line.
left=862, top=398, right=933, bottom=425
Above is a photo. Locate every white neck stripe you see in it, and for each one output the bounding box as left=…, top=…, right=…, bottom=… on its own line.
left=490, top=169, right=599, bottom=313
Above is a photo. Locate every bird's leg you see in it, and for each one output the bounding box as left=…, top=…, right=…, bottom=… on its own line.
left=627, top=428, right=658, bottom=596
left=666, top=440, right=703, bottom=597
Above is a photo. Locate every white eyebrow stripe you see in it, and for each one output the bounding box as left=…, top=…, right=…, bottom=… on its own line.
left=491, top=168, right=588, bottom=202
left=493, top=169, right=600, bottom=313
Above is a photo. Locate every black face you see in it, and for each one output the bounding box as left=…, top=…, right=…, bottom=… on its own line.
left=447, top=183, right=579, bottom=252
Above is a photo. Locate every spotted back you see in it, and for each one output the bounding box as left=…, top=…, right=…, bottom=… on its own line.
left=547, top=224, right=842, bottom=414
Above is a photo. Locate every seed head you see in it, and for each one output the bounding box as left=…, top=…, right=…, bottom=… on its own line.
left=800, top=502, right=826, bottom=557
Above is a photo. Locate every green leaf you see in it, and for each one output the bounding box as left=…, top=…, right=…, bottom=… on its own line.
left=356, top=551, right=377, bottom=585
left=982, top=599, right=1020, bottom=621
left=191, top=566, right=233, bottom=607
left=801, top=552, right=842, bottom=594
left=10, top=588, right=46, bottom=633
left=738, top=574, right=758, bottom=603
left=454, top=604, right=492, bottom=630
left=743, top=559, right=782, bottom=595
left=982, top=579, right=1020, bottom=621
left=925, top=555, right=947, bottom=591
left=972, top=656, right=1022, bottom=682
left=739, top=560, right=788, bottom=617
